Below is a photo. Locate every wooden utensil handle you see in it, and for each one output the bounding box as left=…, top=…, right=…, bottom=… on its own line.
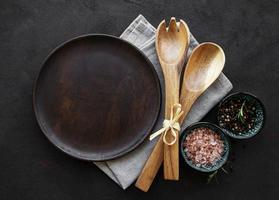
left=164, top=88, right=198, bottom=180
left=135, top=66, right=180, bottom=191
left=179, top=89, right=198, bottom=123
left=135, top=90, right=198, bottom=191
left=163, top=66, right=180, bottom=116
left=164, top=133, right=179, bottom=180
left=135, top=135, right=164, bottom=192
left=162, top=66, right=180, bottom=180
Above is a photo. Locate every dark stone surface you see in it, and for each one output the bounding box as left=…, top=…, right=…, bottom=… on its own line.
left=0, top=0, right=278, bottom=199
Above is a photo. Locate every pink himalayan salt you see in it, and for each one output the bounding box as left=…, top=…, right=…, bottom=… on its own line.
left=183, top=127, right=224, bottom=166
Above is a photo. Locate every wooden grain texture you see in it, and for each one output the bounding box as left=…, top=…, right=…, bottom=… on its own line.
left=135, top=18, right=190, bottom=191
left=33, top=34, right=161, bottom=161
left=157, top=18, right=190, bottom=180
left=135, top=42, right=225, bottom=192
left=135, top=135, right=164, bottom=192
left=180, top=42, right=226, bottom=121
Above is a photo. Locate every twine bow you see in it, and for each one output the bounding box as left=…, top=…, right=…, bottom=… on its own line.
left=149, top=103, right=184, bottom=146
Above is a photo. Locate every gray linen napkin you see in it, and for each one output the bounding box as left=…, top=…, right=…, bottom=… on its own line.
left=94, top=14, right=233, bottom=189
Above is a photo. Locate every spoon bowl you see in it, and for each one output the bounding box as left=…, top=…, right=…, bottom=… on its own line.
left=182, top=42, right=225, bottom=92
left=180, top=42, right=225, bottom=121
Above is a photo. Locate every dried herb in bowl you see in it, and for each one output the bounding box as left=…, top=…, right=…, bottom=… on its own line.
left=218, top=99, right=256, bottom=133
left=217, top=92, right=265, bottom=139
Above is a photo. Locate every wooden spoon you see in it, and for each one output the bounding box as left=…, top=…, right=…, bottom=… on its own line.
left=135, top=18, right=190, bottom=191
left=135, top=42, right=225, bottom=192
left=179, top=42, right=225, bottom=122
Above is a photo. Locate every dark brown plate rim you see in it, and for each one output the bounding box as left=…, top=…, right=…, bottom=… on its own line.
left=32, top=34, right=161, bottom=161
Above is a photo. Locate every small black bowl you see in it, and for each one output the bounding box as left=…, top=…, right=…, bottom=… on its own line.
left=217, top=92, right=265, bottom=139
left=180, top=122, right=230, bottom=173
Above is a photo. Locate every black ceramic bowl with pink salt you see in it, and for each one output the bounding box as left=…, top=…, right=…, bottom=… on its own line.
left=180, top=122, right=230, bottom=172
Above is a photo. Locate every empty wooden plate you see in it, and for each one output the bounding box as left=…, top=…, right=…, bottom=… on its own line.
left=33, top=34, right=161, bottom=161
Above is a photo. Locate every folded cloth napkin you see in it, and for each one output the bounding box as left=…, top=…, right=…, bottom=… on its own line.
left=94, top=14, right=233, bottom=189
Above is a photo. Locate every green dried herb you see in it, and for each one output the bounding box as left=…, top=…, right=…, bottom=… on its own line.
left=207, top=170, right=219, bottom=184
left=237, top=100, right=246, bottom=124
left=207, top=161, right=233, bottom=184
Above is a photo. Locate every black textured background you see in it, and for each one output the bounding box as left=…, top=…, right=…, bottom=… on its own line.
left=1, top=0, right=278, bottom=199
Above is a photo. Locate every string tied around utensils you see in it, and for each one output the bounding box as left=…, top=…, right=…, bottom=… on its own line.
left=149, top=103, right=184, bottom=146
